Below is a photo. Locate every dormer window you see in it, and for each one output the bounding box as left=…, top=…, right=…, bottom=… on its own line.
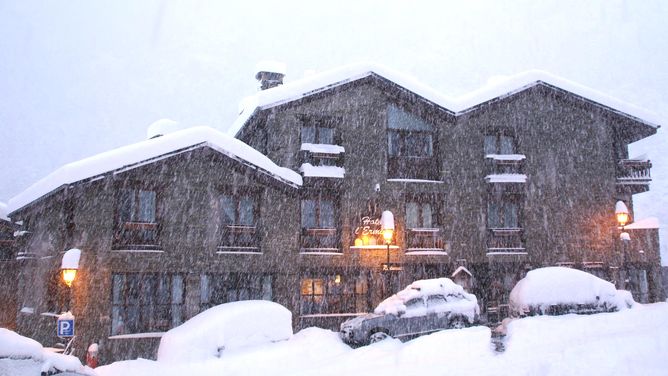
left=387, top=105, right=438, bottom=180
left=113, top=187, right=160, bottom=250
left=301, top=115, right=335, bottom=145
left=484, top=131, right=516, bottom=155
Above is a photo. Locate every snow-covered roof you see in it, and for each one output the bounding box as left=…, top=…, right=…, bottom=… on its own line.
left=625, top=217, right=660, bottom=229
left=229, top=62, right=661, bottom=136
left=7, top=126, right=302, bottom=214
left=452, top=266, right=473, bottom=278
left=0, top=202, right=9, bottom=221
left=299, top=164, right=345, bottom=178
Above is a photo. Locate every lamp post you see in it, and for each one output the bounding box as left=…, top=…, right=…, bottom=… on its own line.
left=381, top=211, right=394, bottom=270
left=61, top=248, right=81, bottom=311
left=615, top=201, right=631, bottom=290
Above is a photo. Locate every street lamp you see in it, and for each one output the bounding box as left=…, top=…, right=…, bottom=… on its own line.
left=61, top=248, right=81, bottom=288
left=615, top=201, right=630, bottom=229
left=381, top=210, right=394, bottom=271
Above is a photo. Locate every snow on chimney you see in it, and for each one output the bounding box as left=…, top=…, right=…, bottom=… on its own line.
left=147, top=119, right=181, bottom=139
left=255, top=61, right=286, bottom=90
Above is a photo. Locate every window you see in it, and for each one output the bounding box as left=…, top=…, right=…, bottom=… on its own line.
left=387, top=105, right=438, bottom=179
left=484, top=131, right=516, bottom=155
left=405, top=196, right=445, bottom=251
left=200, top=273, right=272, bottom=310
left=301, top=125, right=334, bottom=144
left=406, top=202, right=437, bottom=229
left=301, top=194, right=338, bottom=252
left=300, top=274, right=366, bottom=315
left=114, top=188, right=159, bottom=249
left=111, top=273, right=184, bottom=335
left=487, top=196, right=520, bottom=228
left=219, top=192, right=260, bottom=252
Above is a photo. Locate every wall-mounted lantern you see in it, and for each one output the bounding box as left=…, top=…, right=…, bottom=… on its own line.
left=61, top=248, right=81, bottom=287
left=615, top=201, right=630, bottom=228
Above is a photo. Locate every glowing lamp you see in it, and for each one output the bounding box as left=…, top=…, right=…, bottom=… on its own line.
left=380, top=211, right=395, bottom=245
left=61, top=248, right=81, bottom=288
left=62, top=269, right=77, bottom=287
left=615, top=201, right=630, bottom=227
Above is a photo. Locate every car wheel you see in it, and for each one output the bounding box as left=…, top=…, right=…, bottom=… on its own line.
left=369, top=330, right=390, bottom=343
left=449, top=317, right=467, bottom=329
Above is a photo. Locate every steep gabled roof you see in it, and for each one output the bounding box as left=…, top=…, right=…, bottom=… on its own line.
left=229, top=62, right=661, bottom=136
left=8, top=126, right=302, bottom=214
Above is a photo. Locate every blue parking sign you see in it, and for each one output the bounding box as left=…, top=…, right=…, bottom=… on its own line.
left=57, top=319, right=75, bottom=337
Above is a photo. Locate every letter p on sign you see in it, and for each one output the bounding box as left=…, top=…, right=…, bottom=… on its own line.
left=57, top=319, right=75, bottom=337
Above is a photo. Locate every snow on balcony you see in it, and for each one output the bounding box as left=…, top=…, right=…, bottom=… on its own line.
left=485, top=173, right=527, bottom=183
left=485, top=154, right=526, bottom=161
left=300, top=163, right=345, bottom=178
left=300, top=143, right=345, bottom=154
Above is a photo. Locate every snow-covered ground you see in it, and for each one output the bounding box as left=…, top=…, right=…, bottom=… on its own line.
left=0, top=328, right=94, bottom=376
left=96, top=303, right=668, bottom=376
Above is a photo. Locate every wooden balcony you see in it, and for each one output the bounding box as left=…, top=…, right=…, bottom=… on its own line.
left=113, top=222, right=160, bottom=250
left=300, top=228, right=340, bottom=254
left=405, top=228, right=448, bottom=254
left=486, top=228, right=526, bottom=255
left=217, top=224, right=261, bottom=253
left=616, top=159, right=651, bottom=194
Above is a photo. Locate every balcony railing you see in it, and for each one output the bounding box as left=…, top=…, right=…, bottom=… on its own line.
left=300, top=228, right=340, bottom=254
left=617, top=159, right=652, bottom=183
left=486, top=228, right=525, bottom=255
left=484, top=154, right=525, bottom=175
left=217, top=224, right=260, bottom=253
left=405, top=228, right=447, bottom=253
left=113, top=222, right=160, bottom=250
left=616, top=159, right=652, bottom=194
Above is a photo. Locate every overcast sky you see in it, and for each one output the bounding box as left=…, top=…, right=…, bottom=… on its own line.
left=1, top=0, right=667, bottom=259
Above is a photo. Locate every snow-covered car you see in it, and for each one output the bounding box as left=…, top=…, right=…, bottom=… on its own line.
left=0, top=328, right=93, bottom=376
left=340, top=278, right=480, bottom=346
left=509, top=267, right=635, bottom=317
left=157, top=300, right=293, bottom=363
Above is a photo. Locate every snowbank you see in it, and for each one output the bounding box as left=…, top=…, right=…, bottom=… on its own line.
left=0, top=328, right=93, bottom=375
left=157, top=300, right=292, bottom=363
left=374, top=278, right=479, bottom=320
left=509, top=267, right=634, bottom=316
left=97, top=303, right=668, bottom=376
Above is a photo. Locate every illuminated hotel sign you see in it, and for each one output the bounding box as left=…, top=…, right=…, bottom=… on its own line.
left=353, top=216, right=383, bottom=247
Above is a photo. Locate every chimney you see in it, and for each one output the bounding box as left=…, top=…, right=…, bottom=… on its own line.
left=255, top=61, right=287, bottom=90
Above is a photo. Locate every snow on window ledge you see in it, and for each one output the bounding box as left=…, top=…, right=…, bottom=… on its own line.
left=111, top=249, right=165, bottom=254
left=300, top=143, right=345, bottom=154
left=405, top=250, right=449, bottom=255
left=485, top=174, right=527, bottom=183
left=108, top=332, right=165, bottom=340
left=216, top=250, right=263, bottom=255
left=300, top=163, right=345, bottom=178
left=485, top=154, right=526, bottom=161
left=387, top=178, right=444, bottom=184
left=20, top=307, right=34, bottom=314
left=299, top=250, right=343, bottom=255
